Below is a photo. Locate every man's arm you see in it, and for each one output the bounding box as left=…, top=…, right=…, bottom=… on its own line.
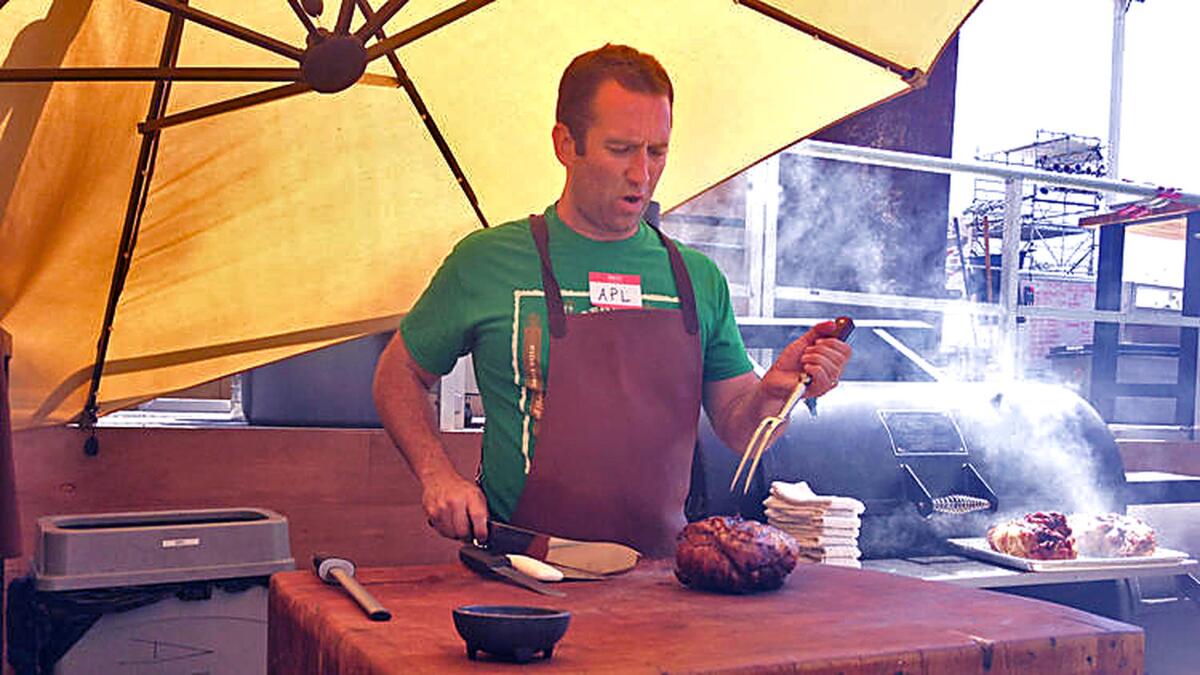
left=373, top=332, right=489, bottom=542
left=702, top=321, right=851, bottom=453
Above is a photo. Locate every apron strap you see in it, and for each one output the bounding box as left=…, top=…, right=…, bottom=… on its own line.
left=650, top=226, right=700, bottom=336
left=530, top=213, right=699, bottom=337
left=530, top=214, right=567, bottom=338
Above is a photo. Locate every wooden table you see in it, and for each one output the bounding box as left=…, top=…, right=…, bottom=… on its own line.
left=269, top=560, right=1143, bottom=674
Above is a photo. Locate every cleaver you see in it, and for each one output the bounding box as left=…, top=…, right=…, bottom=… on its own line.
left=488, top=521, right=641, bottom=577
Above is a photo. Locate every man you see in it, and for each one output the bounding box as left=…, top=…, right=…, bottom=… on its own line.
left=374, top=44, right=850, bottom=557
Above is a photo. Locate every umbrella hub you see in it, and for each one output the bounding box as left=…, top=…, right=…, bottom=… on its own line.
left=301, top=31, right=367, bottom=94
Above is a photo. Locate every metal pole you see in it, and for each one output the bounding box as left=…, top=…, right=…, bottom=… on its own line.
left=1000, top=178, right=1024, bottom=376
left=1107, top=0, right=1127, bottom=200
left=1181, top=212, right=1200, bottom=435
left=744, top=162, right=770, bottom=318
left=790, top=140, right=1200, bottom=203
left=760, top=157, right=781, bottom=319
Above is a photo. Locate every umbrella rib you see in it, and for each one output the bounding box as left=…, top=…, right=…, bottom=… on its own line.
left=353, top=0, right=411, bottom=42
left=735, top=0, right=925, bottom=84
left=365, top=0, right=495, bottom=62
left=334, top=0, right=357, bottom=34
left=139, top=82, right=313, bottom=133
left=132, top=0, right=305, bottom=62
left=0, top=67, right=302, bottom=83
left=285, top=0, right=322, bottom=40
left=81, top=8, right=189, bottom=440
left=354, top=0, right=405, bottom=75
left=355, top=0, right=488, bottom=227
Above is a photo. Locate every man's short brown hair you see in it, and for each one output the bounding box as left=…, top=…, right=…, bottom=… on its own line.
left=556, top=44, right=674, bottom=155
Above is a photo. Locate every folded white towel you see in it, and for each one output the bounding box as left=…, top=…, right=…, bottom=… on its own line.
left=817, top=544, right=861, bottom=559
left=768, top=481, right=866, bottom=514
left=784, top=534, right=860, bottom=548
left=763, top=504, right=863, bottom=523
left=765, top=510, right=861, bottom=531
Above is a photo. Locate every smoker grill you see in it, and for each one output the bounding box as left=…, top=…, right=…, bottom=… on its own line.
left=689, top=379, right=1200, bottom=673
left=691, top=380, right=1132, bottom=558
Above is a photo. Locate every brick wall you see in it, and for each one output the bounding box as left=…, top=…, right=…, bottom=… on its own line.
left=1023, top=275, right=1096, bottom=370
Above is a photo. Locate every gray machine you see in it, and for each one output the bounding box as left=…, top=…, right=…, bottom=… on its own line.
left=8, top=508, right=294, bottom=674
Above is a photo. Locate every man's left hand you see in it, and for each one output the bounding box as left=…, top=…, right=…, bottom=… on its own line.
left=761, top=320, right=852, bottom=401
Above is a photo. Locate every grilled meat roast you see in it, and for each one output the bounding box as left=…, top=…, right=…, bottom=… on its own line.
left=1068, top=513, right=1157, bottom=557
left=675, top=516, right=799, bottom=593
left=986, top=511, right=1077, bottom=560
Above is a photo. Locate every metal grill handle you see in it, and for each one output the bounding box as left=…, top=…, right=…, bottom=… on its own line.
left=930, top=494, right=992, bottom=515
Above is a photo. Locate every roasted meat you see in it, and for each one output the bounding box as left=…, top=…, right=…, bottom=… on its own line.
left=674, top=516, right=799, bottom=593
left=986, top=511, right=1077, bottom=560
left=1068, top=513, right=1157, bottom=558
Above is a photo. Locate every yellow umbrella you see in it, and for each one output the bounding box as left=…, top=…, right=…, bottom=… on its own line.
left=0, top=0, right=980, bottom=431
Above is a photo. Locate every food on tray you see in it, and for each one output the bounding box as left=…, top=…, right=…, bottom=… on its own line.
left=986, top=511, right=1077, bottom=560
left=674, top=516, right=799, bottom=593
left=1068, top=512, right=1157, bottom=558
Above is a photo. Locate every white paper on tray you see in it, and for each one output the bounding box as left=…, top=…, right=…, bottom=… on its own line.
left=946, top=537, right=1192, bottom=572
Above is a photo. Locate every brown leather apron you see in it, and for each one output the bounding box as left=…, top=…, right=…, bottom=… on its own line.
left=509, top=214, right=702, bottom=558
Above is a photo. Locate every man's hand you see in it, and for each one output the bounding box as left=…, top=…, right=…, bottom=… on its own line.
left=761, top=320, right=852, bottom=401
left=421, top=469, right=490, bottom=543
left=374, top=333, right=491, bottom=544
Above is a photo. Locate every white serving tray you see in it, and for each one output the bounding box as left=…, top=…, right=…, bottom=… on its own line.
left=946, top=537, right=1192, bottom=573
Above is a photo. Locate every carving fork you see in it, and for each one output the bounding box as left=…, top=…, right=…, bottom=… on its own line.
left=730, top=317, right=855, bottom=494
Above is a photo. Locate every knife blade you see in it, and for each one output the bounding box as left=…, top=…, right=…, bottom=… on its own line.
left=459, top=544, right=566, bottom=597
left=488, top=521, right=641, bottom=576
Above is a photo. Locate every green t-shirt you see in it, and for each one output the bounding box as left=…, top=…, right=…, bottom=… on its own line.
left=401, top=204, right=752, bottom=520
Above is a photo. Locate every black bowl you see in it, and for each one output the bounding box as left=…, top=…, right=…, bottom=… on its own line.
left=451, top=605, right=571, bottom=663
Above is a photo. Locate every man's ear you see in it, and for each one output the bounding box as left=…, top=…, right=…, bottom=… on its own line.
left=552, top=122, right=577, bottom=167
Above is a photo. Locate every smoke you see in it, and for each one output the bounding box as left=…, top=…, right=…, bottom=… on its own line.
left=970, top=381, right=1114, bottom=517
left=775, top=154, right=948, bottom=298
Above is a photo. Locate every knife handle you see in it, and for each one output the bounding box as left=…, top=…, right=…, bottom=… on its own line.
left=832, top=316, right=856, bottom=341
left=507, top=554, right=564, bottom=582
left=804, top=316, right=855, bottom=417
left=459, top=546, right=565, bottom=597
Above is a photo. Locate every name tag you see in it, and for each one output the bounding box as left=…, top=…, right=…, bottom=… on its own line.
left=589, top=272, right=642, bottom=309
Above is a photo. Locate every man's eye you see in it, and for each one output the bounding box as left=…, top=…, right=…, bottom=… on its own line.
left=607, top=145, right=633, bottom=154
left=649, top=147, right=668, bottom=158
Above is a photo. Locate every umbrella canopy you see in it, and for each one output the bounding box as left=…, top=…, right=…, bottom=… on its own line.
left=0, top=0, right=979, bottom=430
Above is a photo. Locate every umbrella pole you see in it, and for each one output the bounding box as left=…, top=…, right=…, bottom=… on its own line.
left=79, top=11, right=187, bottom=455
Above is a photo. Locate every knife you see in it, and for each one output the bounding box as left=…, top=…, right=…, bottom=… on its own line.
left=459, top=544, right=566, bottom=597
left=488, top=521, right=641, bottom=576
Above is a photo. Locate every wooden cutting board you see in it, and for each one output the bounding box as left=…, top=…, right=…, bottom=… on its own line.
left=269, top=559, right=1142, bottom=673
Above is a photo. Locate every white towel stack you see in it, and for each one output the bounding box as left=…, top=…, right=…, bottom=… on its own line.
left=764, top=481, right=866, bottom=568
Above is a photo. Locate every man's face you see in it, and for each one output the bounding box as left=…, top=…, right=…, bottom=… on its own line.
left=555, top=79, right=671, bottom=240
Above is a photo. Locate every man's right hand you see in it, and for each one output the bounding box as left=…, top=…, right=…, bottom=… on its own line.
left=374, top=333, right=492, bottom=544
left=421, top=470, right=490, bottom=543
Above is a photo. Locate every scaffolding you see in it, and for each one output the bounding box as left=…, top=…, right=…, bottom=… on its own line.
left=962, top=131, right=1105, bottom=277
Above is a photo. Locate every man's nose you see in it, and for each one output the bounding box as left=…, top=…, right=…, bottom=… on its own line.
left=625, top=150, right=649, bottom=184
